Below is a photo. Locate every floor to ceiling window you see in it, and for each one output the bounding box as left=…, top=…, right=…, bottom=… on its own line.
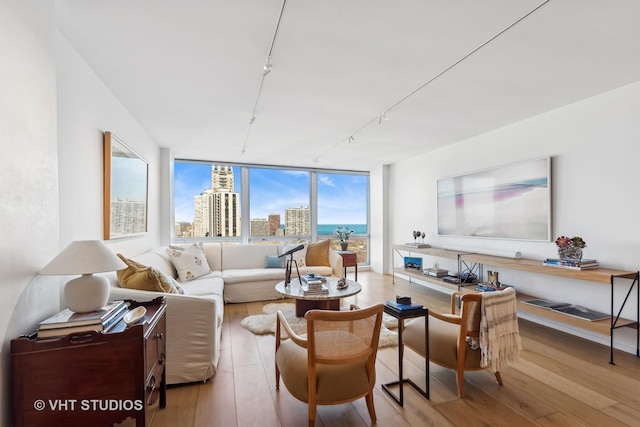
left=173, top=160, right=370, bottom=264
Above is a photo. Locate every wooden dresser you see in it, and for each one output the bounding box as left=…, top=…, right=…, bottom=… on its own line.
left=11, top=297, right=167, bottom=427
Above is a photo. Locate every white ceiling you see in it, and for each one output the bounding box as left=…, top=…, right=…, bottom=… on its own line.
left=56, top=0, right=640, bottom=171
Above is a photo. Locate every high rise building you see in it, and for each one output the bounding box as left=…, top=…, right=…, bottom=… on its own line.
left=268, top=213, right=281, bottom=236
left=285, top=206, right=310, bottom=236
left=193, top=166, right=241, bottom=237
left=251, top=218, right=269, bottom=236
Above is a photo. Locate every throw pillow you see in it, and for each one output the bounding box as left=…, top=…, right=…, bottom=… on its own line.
left=279, top=243, right=307, bottom=267
left=167, top=243, right=211, bottom=282
left=265, top=255, right=285, bottom=268
left=116, top=254, right=183, bottom=294
left=305, top=239, right=331, bottom=267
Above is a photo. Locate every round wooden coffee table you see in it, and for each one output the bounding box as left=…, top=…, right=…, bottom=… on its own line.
left=275, top=278, right=362, bottom=317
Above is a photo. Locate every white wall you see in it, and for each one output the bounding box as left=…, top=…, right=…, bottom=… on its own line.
left=0, top=1, right=60, bottom=425
left=56, top=33, right=163, bottom=254
left=388, top=80, right=640, bottom=352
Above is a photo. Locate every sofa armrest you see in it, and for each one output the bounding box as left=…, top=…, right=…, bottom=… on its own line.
left=109, top=286, right=220, bottom=383
left=329, top=249, right=344, bottom=277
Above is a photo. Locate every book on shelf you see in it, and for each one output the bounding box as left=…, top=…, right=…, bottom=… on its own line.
left=404, top=243, right=431, bottom=248
left=38, top=300, right=127, bottom=330
left=543, top=258, right=599, bottom=268
left=543, top=260, right=599, bottom=270
left=475, top=283, right=510, bottom=292
left=423, top=268, right=448, bottom=278
left=384, top=300, right=425, bottom=312
left=522, top=298, right=609, bottom=321
left=37, top=302, right=129, bottom=338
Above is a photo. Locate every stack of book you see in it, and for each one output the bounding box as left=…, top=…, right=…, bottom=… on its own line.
left=543, top=258, right=599, bottom=270
left=37, top=300, right=129, bottom=339
left=423, top=267, right=448, bottom=278
left=301, top=283, right=329, bottom=295
left=475, top=283, right=510, bottom=292
left=300, top=273, right=326, bottom=286
left=384, top=300, right=425, bottom=315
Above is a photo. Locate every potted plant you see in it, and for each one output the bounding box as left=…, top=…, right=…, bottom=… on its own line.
left=335, top=227, right=353, bottom=251
left=555, top=235, right=586, bottom=260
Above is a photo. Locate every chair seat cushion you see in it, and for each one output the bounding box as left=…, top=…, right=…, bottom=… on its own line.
left=403, top=316, right=481, bottom=369
left=276, top=338, right=372, bottom=403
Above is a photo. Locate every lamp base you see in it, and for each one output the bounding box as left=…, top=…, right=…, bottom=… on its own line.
left=64, top=274, right=110, bottom=313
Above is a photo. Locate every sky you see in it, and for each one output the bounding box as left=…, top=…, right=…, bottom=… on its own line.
left=173, top=162, right=368, bottom=225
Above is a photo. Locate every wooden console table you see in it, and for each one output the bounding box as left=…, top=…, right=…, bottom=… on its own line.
left=393, top=245, right=640, bottom=364
left=11, top=297, right=167, bottom=427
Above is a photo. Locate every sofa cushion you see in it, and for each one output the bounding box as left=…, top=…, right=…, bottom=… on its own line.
left=116, top=254, right=184, bottom=294
left=167, top=244, right=211, bottom=282
left=265, top=255, right=285, bottom=268
left=180, top=274, right=225, bottom=297
left=222, top=244, right=279, bottom=270
left=222, top=268, right=286, bottom=284
left=305, top=239, right=331, bottom=267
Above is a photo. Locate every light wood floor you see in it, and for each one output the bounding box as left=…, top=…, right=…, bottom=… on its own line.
left=151, top=272, right=640, bottom=427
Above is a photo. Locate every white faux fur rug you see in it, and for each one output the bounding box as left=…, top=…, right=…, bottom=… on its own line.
left=241, top=303, right=398, bottom=348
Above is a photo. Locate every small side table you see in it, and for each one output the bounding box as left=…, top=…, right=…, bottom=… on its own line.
left=381, top=305, right=429, bottom=405
left=339, top=251, right=358, bottom=281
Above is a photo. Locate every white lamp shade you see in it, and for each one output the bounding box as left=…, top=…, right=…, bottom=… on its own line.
left=40, top=240, right=127, bottom=313
left=40, top=240, right=126, bottom=275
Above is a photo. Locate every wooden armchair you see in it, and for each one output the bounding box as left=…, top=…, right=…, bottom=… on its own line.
left=403, top=290, right=519, bottom=397
left=275, top=304, right=384, bottom=427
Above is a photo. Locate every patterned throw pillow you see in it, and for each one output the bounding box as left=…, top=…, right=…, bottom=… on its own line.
left=167, top=243, right=211, bottom=282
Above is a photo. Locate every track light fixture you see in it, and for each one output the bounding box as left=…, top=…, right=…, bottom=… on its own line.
left=378, top=112, right=388, bottom=124
left=348, top=135, right=355, bottom=143
left=250, top=116, right=256, bottom=124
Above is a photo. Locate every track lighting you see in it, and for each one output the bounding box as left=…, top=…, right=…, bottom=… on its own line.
left=348, top=135, right=355, bottom=143
left=250, top=116, right=256, bottom=124
left=378, top=112, right=388, bottom=124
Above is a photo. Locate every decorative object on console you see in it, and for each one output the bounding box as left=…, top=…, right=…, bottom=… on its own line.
left=335, top=227, right=353, bottom=251
left=406, top=230, right=430, bottom=248
left=487, top=270, right=500, bottom=285
left=404, top=256, right=422, bottom=271
left=40, top=240, right=127, bottom=313
left=555, top=235, right=586, bottom=261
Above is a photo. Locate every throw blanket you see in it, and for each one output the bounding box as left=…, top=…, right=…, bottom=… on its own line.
left=479, top=287, right=522, bottom=372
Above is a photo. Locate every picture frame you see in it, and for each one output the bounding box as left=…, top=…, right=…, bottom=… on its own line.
left=437, top=157, right=551, bottom=241
left=103, top=131, right=148, bottom=240
left=404, top=256, right=423, bottom=271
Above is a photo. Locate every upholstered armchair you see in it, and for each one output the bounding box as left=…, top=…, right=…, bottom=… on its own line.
left=274, top=304, right=384, bottom=427
left=403, top=288, right=521, bottom=397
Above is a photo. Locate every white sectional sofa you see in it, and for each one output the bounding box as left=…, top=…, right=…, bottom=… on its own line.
left=105, top=241, right=343, bottom=385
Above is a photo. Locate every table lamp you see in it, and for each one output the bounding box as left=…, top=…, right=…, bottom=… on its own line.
left=40, top=240, right=127, bottom=313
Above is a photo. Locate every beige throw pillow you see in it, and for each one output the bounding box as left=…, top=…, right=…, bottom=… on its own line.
left=167, top=243, right=211, bottom=282
left=116, top=254, right=183, bottom=294
left=305, top=239, right=331, bottom=267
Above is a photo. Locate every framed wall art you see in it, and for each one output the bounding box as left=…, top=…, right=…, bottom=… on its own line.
left=437, top=157, right=551, bottom=241
left=103, top=131, right=148, bottom=239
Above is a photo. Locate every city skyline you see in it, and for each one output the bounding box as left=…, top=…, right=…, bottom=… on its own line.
left=174, top=162, right=368, bottom=226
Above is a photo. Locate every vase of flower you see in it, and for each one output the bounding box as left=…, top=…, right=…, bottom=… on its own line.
left=555, top=235, right=586, bottom=261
